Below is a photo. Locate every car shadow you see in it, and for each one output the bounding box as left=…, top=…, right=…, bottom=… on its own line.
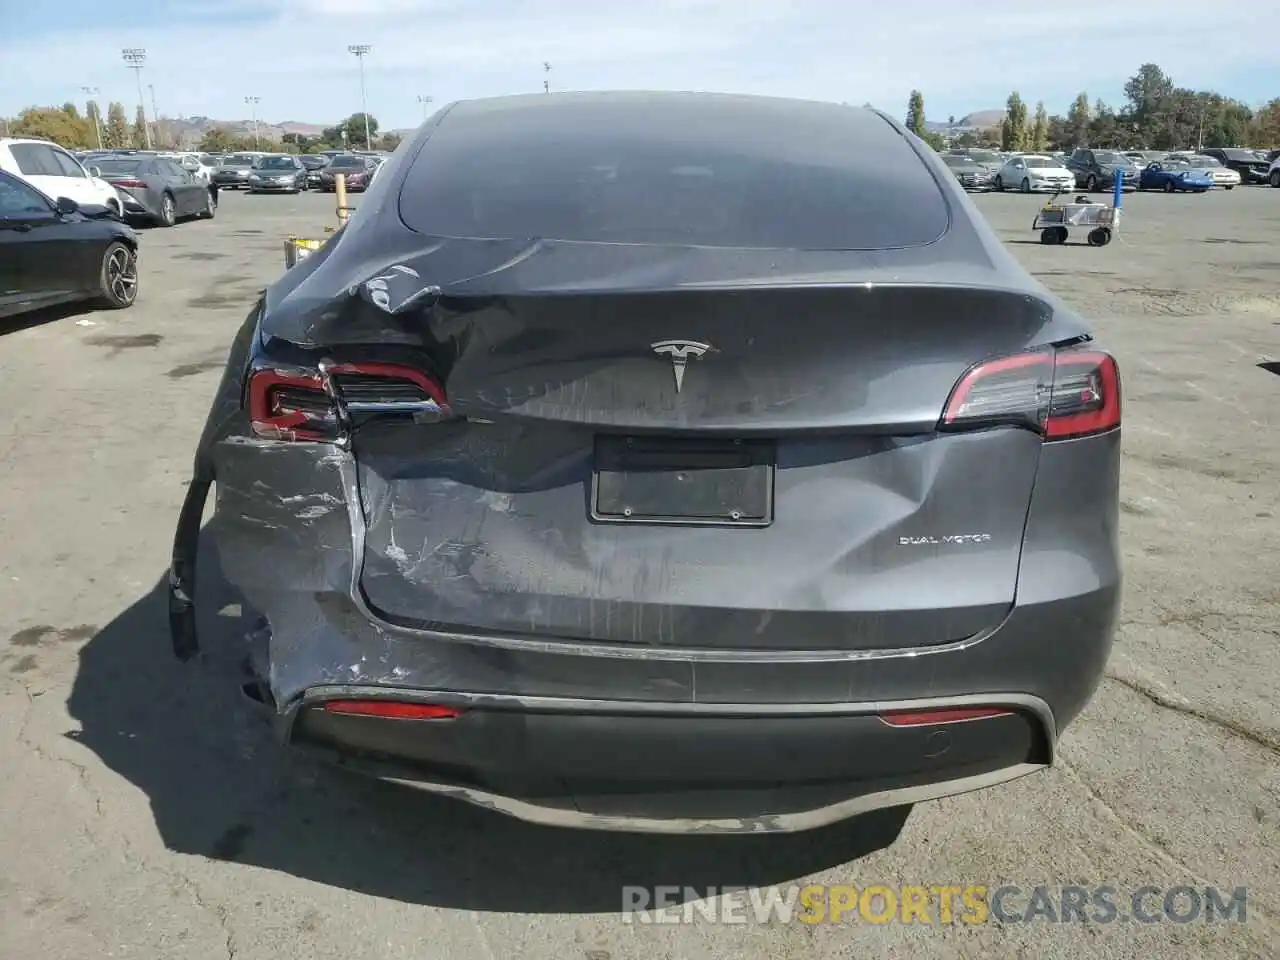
left=0, top=300, right=107, bottom=336
left=64, top=536, right=910, bottom=913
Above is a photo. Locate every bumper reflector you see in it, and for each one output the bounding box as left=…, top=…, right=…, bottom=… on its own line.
left=322, top=700, right=465, bottom=720
left=878, top=707, right=1012, bottom=727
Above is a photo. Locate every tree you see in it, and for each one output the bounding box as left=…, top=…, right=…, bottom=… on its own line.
left=105, top=102, right=130, bottom=148
left=953, top=130, right=979, bottom=147
left=1066, top=92, right=1090, bottom=148
left=341, top=112, right=378, bottom=148
left=1089, top=100, right=1121, bottom=148
left=1002, top=92, right=1028, bottom=151
left=1030, top=102, right=1049, bottom=151
left=1250, top=98, right=1280, bottom=147
left=377, top=132, right=402, bottom=151
left=1123, top=63, right=1174, bottom=143
left=905, top=90, right=926, bottom=136
left=1046, top=115, right=1071, bottom=151
left=8, top=106, right=94, bottom=148
left=132, top=104, right=148, bottom=148
left=200, top=127, right=236, bottom=152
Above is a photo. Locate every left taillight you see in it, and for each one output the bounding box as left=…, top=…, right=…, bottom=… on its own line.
left=247, top=362, right=450, bottom=441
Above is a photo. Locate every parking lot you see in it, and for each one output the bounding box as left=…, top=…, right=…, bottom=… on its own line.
left=1, top=186, right=1277, bottom=959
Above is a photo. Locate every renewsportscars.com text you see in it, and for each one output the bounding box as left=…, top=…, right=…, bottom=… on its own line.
left=620, top=884, right=1248, bottom=926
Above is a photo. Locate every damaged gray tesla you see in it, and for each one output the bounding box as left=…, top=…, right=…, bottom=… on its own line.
left=170, top=92, right=1121, bottom=834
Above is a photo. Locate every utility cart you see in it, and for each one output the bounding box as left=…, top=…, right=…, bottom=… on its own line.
left=1032, top=191, right=1119, bottom=246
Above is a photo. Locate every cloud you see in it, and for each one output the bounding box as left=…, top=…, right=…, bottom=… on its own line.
left=2, top=0, right=1276, bottom=127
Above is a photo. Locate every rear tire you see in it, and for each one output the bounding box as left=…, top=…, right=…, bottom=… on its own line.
left=1087, top=227, right=1112, bottom=247
left=1224, top=185, right=1234, bottom=191
left=1020, top=178, right=1031, bottom=193
left=1164, top=180, right=1176, bottom=193
left=95, top=241, right=138, bottom=309
left=993, top=175, right=1004, bottom=191
left=1085, top=174, right=1098, bottom=191
left=198, top=188, right=216, bottom=219
left=1271, top=170, right=1280, bottom=187
left=157, top=192, right=176, bottom=227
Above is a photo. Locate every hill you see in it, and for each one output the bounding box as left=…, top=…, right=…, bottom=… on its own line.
left=164, top=115, right=329, bottom=148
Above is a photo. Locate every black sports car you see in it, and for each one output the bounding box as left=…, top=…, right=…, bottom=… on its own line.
left=171, top=92, right=1120, bottom=834
left=0, top=170, right=139, bottom=319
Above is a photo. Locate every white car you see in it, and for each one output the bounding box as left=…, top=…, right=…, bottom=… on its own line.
left=165, top=152, right=217, bottom=184
left=1266, top=155, right=1280, bottom=188
left=1167, top=154, right=1240, bottom=189
left=994, top=154, right=1075, bottom=193
left=0, top=137, right=124, bottom=213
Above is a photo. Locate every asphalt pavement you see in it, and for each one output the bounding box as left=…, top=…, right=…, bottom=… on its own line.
left=0, top=186, right=1277, bottom=960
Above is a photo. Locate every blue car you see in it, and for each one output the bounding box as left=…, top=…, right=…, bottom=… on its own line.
left=1138, top=160, right=1213, bottom=193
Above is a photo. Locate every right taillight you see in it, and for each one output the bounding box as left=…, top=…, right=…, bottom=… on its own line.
left=940, top=347, right=1120, bottom=441
left=247, top=362, right=451, bottom=441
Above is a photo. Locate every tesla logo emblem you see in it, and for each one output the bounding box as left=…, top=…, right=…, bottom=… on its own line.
left=650, top=340, right=711, bottom=393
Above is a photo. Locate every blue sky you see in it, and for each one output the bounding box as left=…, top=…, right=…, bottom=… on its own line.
left=2, top=0, right=1277, bottom=131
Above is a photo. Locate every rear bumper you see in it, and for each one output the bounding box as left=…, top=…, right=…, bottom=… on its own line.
left=248, top=183, right=300, bottom=192
left=286, top=689, right=1049, bottom=832
left=116, top=189, right=156, bottom=218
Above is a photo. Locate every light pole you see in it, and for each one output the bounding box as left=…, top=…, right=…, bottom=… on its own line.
left=417, top=94, right=434, bottom=121
left=348, top=44, right=373, bottom=150
left=81, top=86, right=104, bottom=149
left=543, top=61, right=552, bottom=93
left=245, top=95, right=261, bottom=150
left=148, top=83, right=161, bottom=147
left=121, top=47, right=151, bottom=149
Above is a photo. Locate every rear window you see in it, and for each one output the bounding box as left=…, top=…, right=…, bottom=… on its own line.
left=399, top=95, right=950, bottom=250
left=95, top=159, right=142, bottom=174
left=329, top=156, right=365, bottom=168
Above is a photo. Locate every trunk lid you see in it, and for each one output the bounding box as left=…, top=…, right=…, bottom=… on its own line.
left=352, top=286, right=1054, bottom=651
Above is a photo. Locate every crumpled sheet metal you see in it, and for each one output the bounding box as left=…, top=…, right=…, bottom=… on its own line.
left=259, top=201, right=1078, bottom=349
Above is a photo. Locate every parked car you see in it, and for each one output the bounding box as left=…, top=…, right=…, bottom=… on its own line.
left=0, top=169, right=138, bottom=319
left=317, top=153, right=373, bottom=192
left=167, top=152, right=218, bottom=184
left=1137, top=159, right=1213, bottom=193
left=0, top=137, right=126, bottom=215
left=1124, top=150, right=1168, bottom=166
left=941, top=154, right=994, bottom=191
left=300, top=154, right=330, bottom=188
left=994, top=154, right=1075, bottom=193
left=1199, top=148, right=1271, bottom=185
left=92, top=154, right=216, bottom=226
left=170, top=91, right=1121, bottom=835
left=247, top=154, right=308, bottom=194
left=1065, top=149, right=1142, bottom=192
left=946, top=148, right=1002, bottom=175
left=1167, top=153, right=1240, bottom=189
left=211, top=153, right=260, bottom=190
left=1269, top=154, right=1280, bottom=187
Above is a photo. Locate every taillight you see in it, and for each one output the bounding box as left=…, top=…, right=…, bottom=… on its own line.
left=940, top=347, right=1120, bottom=440
left=110, top=178, right=148, bottom=188
left=247, top=362, right=449, bottom=441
